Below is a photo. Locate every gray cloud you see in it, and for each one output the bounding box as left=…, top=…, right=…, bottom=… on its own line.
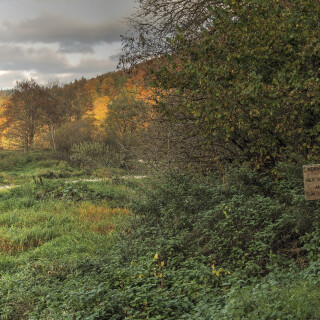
left=0, top=0, right=135, bottom=88
left=59, top=43, right=95, bottom=54
left=67, top=57, right=116, bottom=73
left=0, top=44, right=116, bottom=74
left=0, top=71, right=28, bottom=89
left=0, top=44, right=69, bottom=73
left=109, top=54, right=119, bottom=62
left=0, top=13, right=126, bottom=53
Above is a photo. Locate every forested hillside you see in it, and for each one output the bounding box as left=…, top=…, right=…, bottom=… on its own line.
left=0, top=71, right=140, bottom=153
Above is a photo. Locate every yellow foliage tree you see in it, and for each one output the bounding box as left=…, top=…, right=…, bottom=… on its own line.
left=86, top=96, right=110, bottom=125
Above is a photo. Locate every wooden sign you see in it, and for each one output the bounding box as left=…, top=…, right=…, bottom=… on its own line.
left=303, top=164, right=320, bottom=200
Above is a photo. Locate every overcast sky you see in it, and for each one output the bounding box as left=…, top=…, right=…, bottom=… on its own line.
left=0, top=0, right=135, bottom=89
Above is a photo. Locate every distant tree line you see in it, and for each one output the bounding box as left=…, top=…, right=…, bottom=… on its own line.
left=0, top=71, right=151, bottom=170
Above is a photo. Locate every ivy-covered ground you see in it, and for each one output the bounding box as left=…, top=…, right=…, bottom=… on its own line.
left=0, top=151, right=320, bottom=319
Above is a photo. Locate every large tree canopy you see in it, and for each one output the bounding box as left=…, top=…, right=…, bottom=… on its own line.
left=123, top=0, right=320, bottom=167
left=1, top=79, right=49, bottom=150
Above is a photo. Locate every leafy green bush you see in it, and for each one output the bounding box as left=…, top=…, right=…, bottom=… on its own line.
left=127, top=164, right=320, bottom=274
left=203, top=263, right=320, bottom=320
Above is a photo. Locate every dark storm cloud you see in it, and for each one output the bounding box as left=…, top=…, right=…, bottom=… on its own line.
left=0, top=13, right=126, bottom=53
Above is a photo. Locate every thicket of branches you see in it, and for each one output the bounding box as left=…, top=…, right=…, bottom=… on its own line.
left=119, top=0, right=220, bottom=68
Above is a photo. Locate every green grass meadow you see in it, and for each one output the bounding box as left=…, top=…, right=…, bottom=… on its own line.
left=0, top=151, right=320, bottom=319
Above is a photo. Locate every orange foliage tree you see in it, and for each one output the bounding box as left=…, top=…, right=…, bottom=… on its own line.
left=1, top=79, right=49, bottom=150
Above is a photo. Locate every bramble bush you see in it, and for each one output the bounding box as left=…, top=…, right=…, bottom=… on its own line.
left=127, top=163, right=320, bottom=274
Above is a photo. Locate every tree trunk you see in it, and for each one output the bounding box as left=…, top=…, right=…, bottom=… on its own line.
left=51, top=126, right=56, bottom=150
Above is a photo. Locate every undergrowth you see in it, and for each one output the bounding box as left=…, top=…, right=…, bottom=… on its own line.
left=0, top=152, right=320, bottom=319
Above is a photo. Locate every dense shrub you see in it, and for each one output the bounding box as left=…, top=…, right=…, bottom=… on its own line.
left=124, top=162, right=320, bottom=273
left=53, top=119, right=97, bottom=153
left=70, top=141, right=117, bottom=169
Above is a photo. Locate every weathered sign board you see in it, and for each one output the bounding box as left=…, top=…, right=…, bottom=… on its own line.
left=303, top=164, right=320, bottom=200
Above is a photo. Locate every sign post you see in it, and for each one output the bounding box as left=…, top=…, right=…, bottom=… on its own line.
left=303, top=164, right=320, bottom=200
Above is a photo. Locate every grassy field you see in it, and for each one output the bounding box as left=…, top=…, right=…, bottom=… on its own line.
left=0, top=151, right=142, bottom=319
left=1, top=151, right=320, bottom=319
